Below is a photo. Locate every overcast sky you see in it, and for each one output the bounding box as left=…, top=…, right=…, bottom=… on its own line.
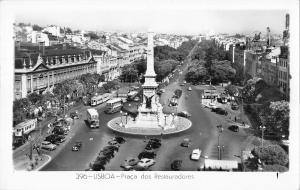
left=11, top=0, right=288, bottom=35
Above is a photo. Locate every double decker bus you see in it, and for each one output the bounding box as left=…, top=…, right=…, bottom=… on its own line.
left=90, top=93, right=111, bottom=106
left=104, top=98, right=123, bottom=114
left=87, top=108, right=100, bottom=128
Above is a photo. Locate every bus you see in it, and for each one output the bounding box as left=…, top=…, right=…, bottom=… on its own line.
left=13, top=118, right=37, bottom=137
left=91, top=93, right=111, bottom=106
left=87, top=108, right=100, bottom=128
left=104, top=98, right=123, bottom=114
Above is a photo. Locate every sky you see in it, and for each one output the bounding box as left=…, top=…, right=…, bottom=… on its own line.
left=10, top=0, right=289, bottom=35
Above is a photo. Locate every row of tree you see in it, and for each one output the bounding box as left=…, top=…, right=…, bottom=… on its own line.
left=13, top=73, right=113, bottom=125
left=119, top=40, right=197, bottom=83
left=185, top=40, right=237, bottom=85
left=225, top=78, right=289, bottom=140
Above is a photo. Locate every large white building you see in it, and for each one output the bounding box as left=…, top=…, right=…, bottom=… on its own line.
left=14, top=42, right=97, bottom=99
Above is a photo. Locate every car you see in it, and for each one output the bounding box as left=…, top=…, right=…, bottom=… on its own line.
left=231, top=102, right=239, bottom=110
left=108, top=140, right=120, bottom=146
left=177, top=111, right=191, bottom=118
left=183, top=81, right=187, bottom=84
left=137, top=158, right=156, bottom=168
left=41, top=141, right=57, bottom=151
left=72, top=141, right=82, bottom=151
left=70, top=112, right=79, bottom=119
left=44, top=135, right=61, bottom=145
left=171, top=160, right=183, bottom=171
left=169, top=98, right=178, bottom=106
left=180, top=83, right=185, bottom=86
left=215, top=108, right=228, bottom=115
left=228, top=125, right=239, bottom=132
left=190, top=149, right=201, bottom=160
left=133, top=97, right=140, bottom=102
left=180, top=138, right=192, bottom=147
left=188, top=87, right=192, bottom=91
left=113, top=136, right=126, bottom=144
left=208, top=102, right=217, bottom=109
left=120, top=157, right=139, bottom=170
left=160, top=89, right=166, bottom=93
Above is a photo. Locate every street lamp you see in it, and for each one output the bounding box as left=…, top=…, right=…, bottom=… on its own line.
left=217, top=145, right=225, bottom=160
left=216, top=125, right=223, bottom=160
left=260, top=125, right=266, bottom=148
left=120, top=111, right=124, bottom=126
left=125, top=112, right=128, bottom=124
left=164, top=114, right=168, bottom=126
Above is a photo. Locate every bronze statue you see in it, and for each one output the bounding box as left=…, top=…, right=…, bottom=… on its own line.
left=145, top=95, right=154, bottom=108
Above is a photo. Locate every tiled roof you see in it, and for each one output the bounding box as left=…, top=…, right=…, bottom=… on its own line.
left=15, top=42, right=90, bottom=69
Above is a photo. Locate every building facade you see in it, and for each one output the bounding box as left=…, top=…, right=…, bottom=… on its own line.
left=14, top=43, right=96, bottom=99
left=277, top=46, right=289, bottom=97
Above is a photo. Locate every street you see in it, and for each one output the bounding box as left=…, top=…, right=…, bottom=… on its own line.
left=40, top=62, right=248, bottom=171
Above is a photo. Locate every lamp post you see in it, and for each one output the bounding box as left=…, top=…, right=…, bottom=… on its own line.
left=120, top=111, right=124, bottom=126
left=217, top=125, right=223, bottom=160
left=260, top=125, right=266, bottom=148
left=125, top=112, right=128, bottom=124
left=164, top=114, right=168, bottom=126
left=217, top=145, right=225, bottom=160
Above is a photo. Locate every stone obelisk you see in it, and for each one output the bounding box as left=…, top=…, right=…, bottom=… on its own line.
left=142, top=31, right=159, bottom=110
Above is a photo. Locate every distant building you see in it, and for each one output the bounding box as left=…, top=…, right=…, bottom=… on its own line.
left=260, top=47, right=281, bottom=86
left=277, top=46, right=289, bottom=97
left=42, top=25, right=61, bottom=37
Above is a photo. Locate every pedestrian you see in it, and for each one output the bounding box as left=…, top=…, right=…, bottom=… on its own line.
left=234, top=116, right=237, bottom=122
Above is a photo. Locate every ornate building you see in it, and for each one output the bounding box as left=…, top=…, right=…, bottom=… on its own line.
left=14, top=42, right=97, bottom=99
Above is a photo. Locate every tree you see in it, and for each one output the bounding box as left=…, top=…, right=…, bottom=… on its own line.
left=210, top=60, right=236, bottom=84
left=259, top=101, right=289, bottom=138
left=65, top=27, right=72, bottom=34
left=252, top=145, right=288, bottom=166
left=86, top=32, right=99, bottom=40
left=225, top=85, right=239, bottom=97
left=27, top=92, right=43, bottom=105
left=134, top=59, right=147, bottom=75
left=263, top=164, right=288, bottom=172
left=32, top=24, right=43, bottom=31
left=119, top=67, right=138, bottom=83
left=185, top=65, right=208, bottom=84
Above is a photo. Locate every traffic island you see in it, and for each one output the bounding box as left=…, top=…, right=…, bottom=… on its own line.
left=107, top=116, right=192, bottom=136
left=13, top=154, right=51, bottom=171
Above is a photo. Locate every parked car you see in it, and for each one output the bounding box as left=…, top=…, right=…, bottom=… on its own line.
left=70, top=111, right=79, bottom=119
left=228, top=125, right=239, bottom=132
left=180, top=83, right=185, bottom=86
left=120, top=157, right=139, bottom=170
left=191, top=149, right=201, bottom=160
left=44, top=135, right=61, bottom=145
left=41, top=141, right=57, bottom=151
left=206, top=102, right=217, bottom=109
left=188, top=87, right=192, bottom=91
left=213, top=107, right=228, bottom=115
left=231, top=102, right=239, bottom=110
left=180, top=138, right=192, bottom=147
left=113, top=136, right=126, bottom=144
left=108, top=140, right=120, bottom=146
left=72, top=141, right=82, bottom=151
left=177, top=111, right=191, bottom=118
left=137, top=158, right=156, bottom=168
left=133, top=97, right=140, bottom=102
left=169, top=98, right=178, bottom=106
left=171, top=160, right=183, bottom=171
